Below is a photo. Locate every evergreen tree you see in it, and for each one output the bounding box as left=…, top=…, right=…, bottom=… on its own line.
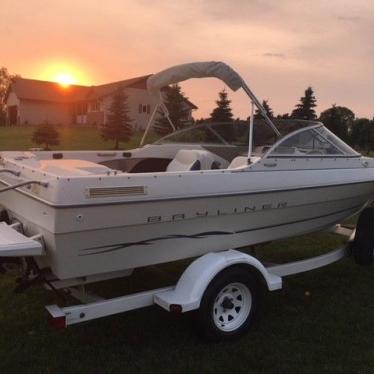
left=254, top=100, right=274, bottom=119
left=277, top=113, right=290, bottom=119
left=195, top=118, right=208, bottom=124
left=291, top=87, right=317, bottom=120
left=319, top=105, right=354, bottom=141
left=32, top=123, right=60, bottom=150
left=101, top=86, right=133, bottom=149
left=154, top=84, right=190, bottom=136
left=210, top=89, right=233, bottom=122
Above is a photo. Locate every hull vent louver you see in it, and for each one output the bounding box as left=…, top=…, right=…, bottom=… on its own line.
left=87, top=186, right=146, bottom=198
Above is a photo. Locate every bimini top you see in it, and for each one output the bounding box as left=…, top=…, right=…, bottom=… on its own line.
left=140, top=60, right=280, bottom=146
left=147, top=61, right=244, bottom=98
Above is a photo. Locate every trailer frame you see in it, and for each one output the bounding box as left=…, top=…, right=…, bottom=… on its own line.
left=46, top=224, right=355, bottom=329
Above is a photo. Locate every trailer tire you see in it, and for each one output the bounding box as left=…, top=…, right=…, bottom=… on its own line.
left=353, top=207, right=374, bottom=266
left=197, top=266, right=259, bottom=342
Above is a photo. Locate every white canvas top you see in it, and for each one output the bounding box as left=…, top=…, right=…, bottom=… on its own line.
left=147, top=61, right=243, bottom=98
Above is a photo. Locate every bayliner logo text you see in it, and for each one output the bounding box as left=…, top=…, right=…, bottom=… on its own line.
left=147, top=201, right=288, bottom=223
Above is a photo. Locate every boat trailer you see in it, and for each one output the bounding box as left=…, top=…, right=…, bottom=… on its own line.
left=44, top=224, right=355, bottom=335
left=0, top=213, right=371, bottom=341
left=46, top=233, right=351, bottom=327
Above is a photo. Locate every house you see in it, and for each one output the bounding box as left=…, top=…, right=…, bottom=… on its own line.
left=5, top=76, right=197, bottom=130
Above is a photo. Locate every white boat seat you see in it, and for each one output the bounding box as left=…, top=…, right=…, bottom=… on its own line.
left=228, top=156, right=261, bottom=169
left=228, top=156, right=248, bottom=169
left=167, top=149, right=219, bottom=172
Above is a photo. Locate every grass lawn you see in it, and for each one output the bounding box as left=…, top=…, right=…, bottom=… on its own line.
left=0, top=126, right=151, bottom=151
left=1, top=126, right=374, bottom=373
left=1, top=232, right=374, bottom=374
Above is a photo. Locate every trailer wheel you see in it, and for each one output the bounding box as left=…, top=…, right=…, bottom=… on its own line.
left=197, top=267, right=259, bottom=341
left=353, top=207, right=374, bottom=266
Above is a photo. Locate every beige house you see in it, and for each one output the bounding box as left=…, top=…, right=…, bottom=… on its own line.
left=5, top=76, right=197, bottom=130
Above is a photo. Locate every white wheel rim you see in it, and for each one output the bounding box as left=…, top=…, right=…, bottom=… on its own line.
left=212, top=282, right=252, bottom=332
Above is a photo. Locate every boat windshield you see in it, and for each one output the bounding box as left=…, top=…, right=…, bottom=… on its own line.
left=155, top=125, right=223, bottom=145
left=155, top=121, right=253, bottom=146
left=269, top=125, right=359, bottom=156
left=154, top=119, right=318, bottom=149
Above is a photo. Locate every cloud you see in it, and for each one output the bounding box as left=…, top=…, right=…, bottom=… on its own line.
left=337, top=15, right=363, bottom=22
left=263, top=53, right=285, bottom=58
left=1, top=0, right=374, bottom=118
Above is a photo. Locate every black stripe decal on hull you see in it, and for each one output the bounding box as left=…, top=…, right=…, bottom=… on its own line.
left=79, top=204, right=362, bottom=256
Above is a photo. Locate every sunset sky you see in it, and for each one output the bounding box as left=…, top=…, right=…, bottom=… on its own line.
left=1, top=0, right=373, bottom=119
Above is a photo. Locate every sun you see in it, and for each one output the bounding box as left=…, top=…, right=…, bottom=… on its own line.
left=33, top=60, right=92, bottom=86
left=55, top=72, right=76, bottom=87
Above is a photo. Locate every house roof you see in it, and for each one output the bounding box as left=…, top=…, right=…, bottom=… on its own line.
left=86, top=76, right=150, bottom=100
left=6, top=75, right=150, bottom=103
left=6, top=75, right=198, bottom=109
left=6, top=78, right=90, bottom=103
left=183, top=98, right=198, bottom=110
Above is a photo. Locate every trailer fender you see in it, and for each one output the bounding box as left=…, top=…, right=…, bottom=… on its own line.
left=154, top=249, right=282, bottom=312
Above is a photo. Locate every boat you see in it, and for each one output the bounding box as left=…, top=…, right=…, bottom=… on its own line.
left=1, top=61, right=374, bottom=282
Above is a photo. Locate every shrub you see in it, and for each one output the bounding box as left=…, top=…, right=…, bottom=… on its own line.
left=32, top=123, right=60, bottom=150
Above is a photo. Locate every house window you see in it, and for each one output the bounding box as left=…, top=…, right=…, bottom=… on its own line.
left=91, top=101, right=100, bottom=111
left=76, top=102, right=88, bottom=115
left=139, top=104, right=150, bottom=114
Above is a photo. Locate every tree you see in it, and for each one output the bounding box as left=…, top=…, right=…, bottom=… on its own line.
left=0, top=68, right=12, bottom=125
left=32, top=123, right=60, bottom=150
left=350, top=118, right=374, bottom=154
left=0, top=68, right=21, bottom=125
left=154, top=84, right=190, bottom=136
left=277, top=113, right=290, bottom=119
left=0, top=107, right=5, bottom=126
left=254, top=100, right=274, bottom=119
left=195, top=118, right=208, bottom=124
left=291, top=87, right=317, bottom=120
left=210, top=89, right=233, bottom=122
left=101, top=86, right=133, bottom=149
left=319, top=105, right=354, bottom=141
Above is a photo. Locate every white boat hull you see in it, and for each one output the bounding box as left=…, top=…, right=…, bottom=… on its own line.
left=5, top=180, right=373, bottom=279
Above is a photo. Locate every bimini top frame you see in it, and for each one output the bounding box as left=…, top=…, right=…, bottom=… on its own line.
left=140, top=61, right=281, bottom=153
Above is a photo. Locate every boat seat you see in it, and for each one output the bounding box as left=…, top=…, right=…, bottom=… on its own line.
left=166, top=149, right=219, bottom=172
left=228, top=156, right=261, bottom=169
left=228, top=156, right=248, bottom=169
